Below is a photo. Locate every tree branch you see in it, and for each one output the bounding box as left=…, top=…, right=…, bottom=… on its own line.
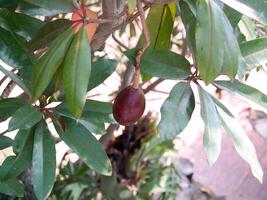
left=91, top=0, right=126, bottom=51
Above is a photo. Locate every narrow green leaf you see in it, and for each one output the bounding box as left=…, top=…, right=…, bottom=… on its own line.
left=81, top=112, right=115, bottom=124
left=223, top=4, right=242, bottom=28
left=196, top=0, right=241, bottom=84
left=214, top=80, right=267, bottom=114
left=8, top=104, right=43, bottom=131
left=220, top=0, right=267, bottom=26
left=0, top=135, right=12, bottom=150
left=0, top=0, right=18, bottom=9
left=57, top=100, right=113, bottom=114
left=0, top=65, right=30, bottom=94
left=78, top=119, right=105, bottom=135
left=83, top=100, right=112, bottom=113
left=12, top=129, right=31, bottom=154
left=0, top=26, right=32, bottom=69
left=88, top=59, right=118, bottom=91
left=28, top=19, right=71, bottom=51
left=0, top=9, right=44, bottom=40
left=199, top=86, right=222, bottom=165
left=180, top=1, right=197, bottom=55
left=0, top=156, right=16, bottom=178
left=0, top=98, right=27, bottom=121
left=23, top=0, right=72, bottom=13
left=17, top=1, right=59, bottom=16
left=208, top=93, right=234, bottom=117
left=63, top=27, right=91, bottom=118
left=0, top=178, right=24, bottom=197
left=139, top=3, right=176, bottom=50
left=158, top=82, right=195, bottom=140
left=56, top=109, right=106, bottom=135
left=238, top=16, right=257, bottom=40
left=55, top=119, right=112, bottom=176
left=32, top=28, right=75, bottom=101
left=125, top=49, right=191, bottom=80
left=240, top=36, right=267, bottom=69
left=0, top=129, right=33, bottom=180
left=56, top=100, right=113, bottom=134
left=32, top=121, right=56, bottom=200
left=128, top=0, right=136, bottom=13
left=218, top=108, right=263, bottom=182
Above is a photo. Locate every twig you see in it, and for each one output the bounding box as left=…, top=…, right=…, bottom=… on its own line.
left=1, top=80, right=16, bottom=98
left=143, top=78, right=164, bottom=94
left=0, top=129, right=8, bottom=135
left=112, top=32, right=129, bottom=50
left=0, top=68, right=16, bottom=86
left=91, top=3, right=151, bottom=52
left=133, top=0, right=150, bottom=88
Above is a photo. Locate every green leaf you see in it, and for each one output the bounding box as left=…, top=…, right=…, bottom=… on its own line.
left=56, top=100, right=113, bottom=134
left=0, top=26, right=32, bottom=69
left=128, top=0, right=136, bottom=13
left=63, top=27, right=91, bottom=118
left=0, top=135, right=12, bottom=150
left=32, top=28, right=75, bottom=101
left=17, top=1, right=59, bottom=16
left=8, top=104, right=43, bottom=131
left=180, top=1, right=197, bottom=55
left=139, top=3, right=176, bottom=50
left=214, top=80, right=267, bottom=114
left=55, top=119, right=112, bottom=176
left=28, top=19, right=71, bottom=51
left=0, top=65, right=30, bottom=94
left=32, top=121, right=56, bottom=200
left=238, top=16, right=257, bottom=40
left=0, top=178, right=24, bottom=197
left=208, top=93, right=234, bottom=117
left=23, top=0, right=72, bottom=13
left=0, top=0, right=18, bottom=9
left=0, top=8, right=44, bottom=40
left=78, top=119, right=105, bottom=135
left=88, top=59, right=118, bottom=91
left=57, top=100, right=113, bottom=114
left=199, top=86, right=222, bottom=165
left=220, top=0, right=267, bottom=26
left=218, top=107, right=263, bottom=182
left=56, top=102, right=114, bottom=135
left=0, top=129, right=33, bottom=180
left=12, top=129, right=31, bottom=154
left=158, top=82, right=195, bottom=140
left=195, top=0, right=241, bottom=84
left=223, top=4, right=242, bottom=28
left=240, top=36, right=267, bottom=69
left=125, top=49, right=191, bottom=80
left=100, top=172, right=119, bottom=199
left=83, top=100, right=112, bottom=113
left=56, top=110, right=107, bottom=135
left=0, top=98, right=27, bottom=121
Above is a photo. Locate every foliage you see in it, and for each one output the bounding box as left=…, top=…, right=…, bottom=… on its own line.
left=0, top=0, right=266, bottom=199
left=51, top=115, right=183, bottom=200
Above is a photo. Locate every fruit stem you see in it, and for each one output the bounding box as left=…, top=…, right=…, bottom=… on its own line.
left=133, top=68, right=141, bottom=89
left=133, top=0, right=150, bottom=88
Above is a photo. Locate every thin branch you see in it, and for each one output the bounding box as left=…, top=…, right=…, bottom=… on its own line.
left=0, top=129, right=8, bottom=135
left=143, top=78, right=164, bottom=94
left=91, top=3, right=151, bottom=52
left=1, top=80, right=16, bottom=98
left=112, top=32, right=129, bottom=50
left=133, top=0, right=150, bottom=88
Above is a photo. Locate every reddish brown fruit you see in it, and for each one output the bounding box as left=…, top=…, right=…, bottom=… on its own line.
left=112, top=86, right=146, bottom=126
